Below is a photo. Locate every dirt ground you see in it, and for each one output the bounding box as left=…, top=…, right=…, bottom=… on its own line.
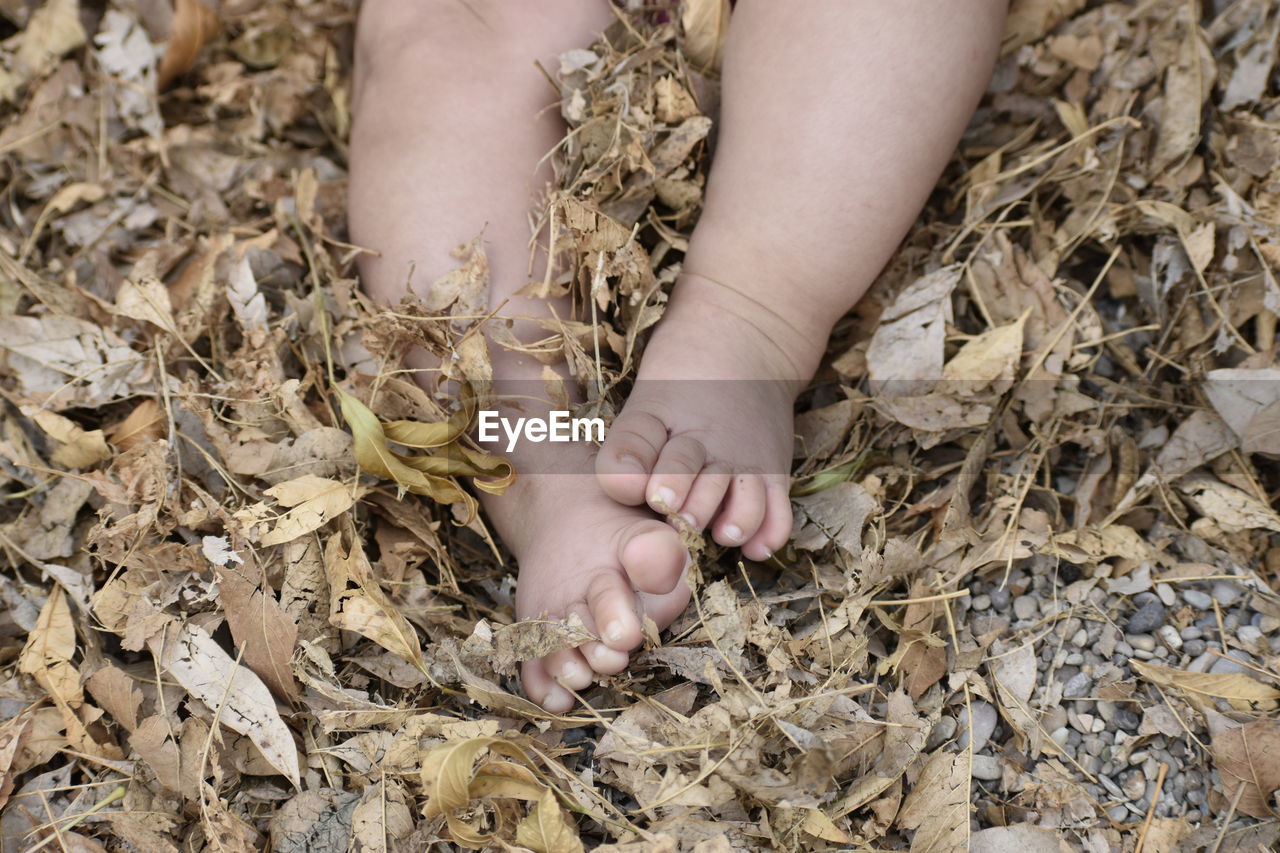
left=0, top=0, right=1278, bottom=850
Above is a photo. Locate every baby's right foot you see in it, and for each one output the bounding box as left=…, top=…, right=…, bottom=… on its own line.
left=479, top=430, right=691, bottom=713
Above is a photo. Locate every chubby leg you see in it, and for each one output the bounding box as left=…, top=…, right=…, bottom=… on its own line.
left=598, top=1, right=1007, bottom=563
left=349, top=0, right=691, bottom=712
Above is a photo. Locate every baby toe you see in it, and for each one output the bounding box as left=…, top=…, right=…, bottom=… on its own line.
left=742, top=477, right=794, bottom=561
left=618, top=519, right=688, bottom=598
left=647, top=435, right=706, bottom=514
left=544, top=648, right=595, bottom=691
left=713, top=473, right=766, bottom=547
left=521, top=660, right=575, bottom=713
left=677, top=464, right=732, bottom=530
left=596, top=409, right=668, bottom=506
left=581, top=641, right=630, bottom=675
left=584, top=566, right=645, bottom=652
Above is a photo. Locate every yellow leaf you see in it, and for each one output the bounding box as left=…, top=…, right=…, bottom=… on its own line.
left=337, top=387, right=514, bottom=518
left=421, top=736, right=555, bottom=849
left=515, top=788, right=585, bottom=853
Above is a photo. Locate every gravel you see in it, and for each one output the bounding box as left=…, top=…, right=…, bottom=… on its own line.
left=1182, top=589, right=1213, bottom=609
left=1063, top=671, right=1093, bottom=699
left=1013, top=595, right=1038, bottom=620
left=1127, top=597, right=1166, bottom=633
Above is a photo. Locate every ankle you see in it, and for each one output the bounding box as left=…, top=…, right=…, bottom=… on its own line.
left=667, top=271, right=829, bottom=382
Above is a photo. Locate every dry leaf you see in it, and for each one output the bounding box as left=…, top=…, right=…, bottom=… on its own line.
left=247, top=475, right=365, bottom=547
left=1211, top=719, right=1280, bottom=819
left=1133, top=661, right=1279, bottom=711
left=324, top=520, right=425, bottom=670
left=157, top=0, right=219, bottom=90
left=897, top=750, right=969, bottom=852
left=515, top=788, right=585, bottom=853
left=680, top=0, right=729, bottom=72
left=146, top=622, right=301, bottom=787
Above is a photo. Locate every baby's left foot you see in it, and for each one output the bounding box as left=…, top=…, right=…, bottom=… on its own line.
left=597, top=274, right=822, bottom=569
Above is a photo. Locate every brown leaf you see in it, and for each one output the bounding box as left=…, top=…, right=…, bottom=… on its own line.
left=897, top=750, right=969, bottom=852
left=106, top=399, right=165, bottom=450
left=157, top=0, right=219, bottom=90
left=1211, top=719, right=1280, bottom=818
left=214, top=560, right=299, bottom=704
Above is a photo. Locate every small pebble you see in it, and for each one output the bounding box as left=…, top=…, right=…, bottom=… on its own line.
left=1238, top=625, right=1263, bottom=646
left=1114, top=641, right=1134, bottom=657
left=959, top=701, right=997, bottom=754
left=1155, top=583, right=1175, bottom=606
left=1043, top=706, right=1068, bottom=733
left=1188, top=652, right=1214, bottom=673
left=1069, top=711, right=1094, bottom=734
left=1083, top=736, right=1105, bottom=756
left=926, top=715, right=957, bottom=750
left=1063, top=672, right=1093, bottom=699
left=1209, top=651, right=1254, bottom=675
left=1107, top=805, right=1128, bottom=823
left=1115, top=709, right=1140, bottom=731
left=1180, top=626, right=1202, bottom=640
left=1183, top=638, right=1206, bottom=657
left=971, top=755, right=1001, bottom=781
left=1071, top=628, right=1089, bottom=647
left=1186, top=788, right=1205, bottom=806
left=1013, top=595, right=1038, bottom=620
left=1133, top=648, right=1154, bottom=660
left=1128, top=634, right=1156, bottom=652
left=989, top=587, right=1011, bottom=610
left=1127, top=599, right=1166, bottom=633
left=1064, top=652, right=1084, bottom=666
left=1157, top=624, right=1182, bottom=650
left=1122, top=770, right=1147, bottom=800
left=1211, top=581, right=1242, bottom=606
left=1183, top=589, right=1213, bottom=610
left=971, top=594, right=991, bottom=611
left=1128, top=750, right=1149, bottom=766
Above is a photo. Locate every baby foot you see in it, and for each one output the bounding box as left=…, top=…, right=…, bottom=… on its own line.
left=597, top=274, right=819, bottom=575
left=481, top=438, right=691, bottom=713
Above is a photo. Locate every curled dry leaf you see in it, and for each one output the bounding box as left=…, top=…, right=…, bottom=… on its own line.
left=157, top=0, right=219, bottom=90
left=1210, top=719, right=1280, bottom=819
left=420, top=736, right=581, bottom=850
left=338, top=386, right=513, bottom=522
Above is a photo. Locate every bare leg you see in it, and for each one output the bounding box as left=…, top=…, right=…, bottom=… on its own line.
left=349, top=0, right=690, bottom=713
left=598, top=1, right=1007, bottom=567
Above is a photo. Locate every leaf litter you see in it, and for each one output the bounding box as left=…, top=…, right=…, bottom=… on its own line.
left=0, top=0, right=1278, bottom=850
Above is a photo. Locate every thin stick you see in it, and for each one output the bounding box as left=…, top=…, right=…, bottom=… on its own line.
left=1134, top=762, right=1168, bottom=853
left=869, top=589, right=971, bottom=606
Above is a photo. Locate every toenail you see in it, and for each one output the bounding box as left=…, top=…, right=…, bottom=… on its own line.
left=678, top=512, right=697, bottom=527
left=558, top=660, right=584, bottom=681
left=651, top=486, right=678, bottom=511
left=544, top=685, right=572, bottom=711
left=618, top=454, right=644, bottom=470
left=604, top=620, right=625, bottom=644
left=723, top=524, right=744, bottom=543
